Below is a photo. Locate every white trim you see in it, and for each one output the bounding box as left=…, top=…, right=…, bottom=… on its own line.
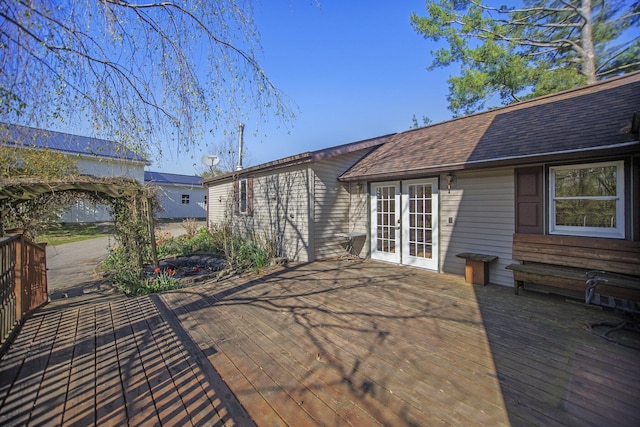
left=370, top=181, right=401, bottom=263
left=401, top=178, right=439, bottom=270
left=549, top=161, right=625, bottom=239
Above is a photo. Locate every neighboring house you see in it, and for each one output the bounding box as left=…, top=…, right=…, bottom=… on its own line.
left=203, top=135, right=393, bottom=261
left=0, top=123, right=148, bottom=222
left=144, top=171, right=206, bottom=219
left=205, top=72, right=639, bottom=288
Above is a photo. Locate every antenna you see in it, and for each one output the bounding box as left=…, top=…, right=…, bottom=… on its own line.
left=200, top=154, right=220, bottom=170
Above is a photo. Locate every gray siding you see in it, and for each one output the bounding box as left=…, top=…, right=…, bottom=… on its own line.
left=347, top=181, right=369, bottom=258
left=312, top=152, right=372, bottom=260
left=251, top=165, right=312, bottom=262
left=205, top=146, right=379, bottom=263
left=207, top=181, right=233, bottom=227
left=440, top=169, right=515, bottom=287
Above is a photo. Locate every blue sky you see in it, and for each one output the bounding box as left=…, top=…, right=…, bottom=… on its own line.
left=152, top=1, right=456, bottom=175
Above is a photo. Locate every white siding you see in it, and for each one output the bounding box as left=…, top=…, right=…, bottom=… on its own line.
left=63, top=200, right=112, bottom=223
left=76, top=157, right=145, bottom=182
left=154, top=184, right=206, bottom=219
left=440, top=168, right=515, bottom=287
left=62, top=156, right=145, bottom=222
left=312, top=151, right=371, bottom=260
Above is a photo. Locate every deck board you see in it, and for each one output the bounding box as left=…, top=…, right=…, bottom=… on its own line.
left=1, top=260, right=639, bottom=426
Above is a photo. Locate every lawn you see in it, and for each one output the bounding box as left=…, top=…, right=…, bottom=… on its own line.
left=37, top=223, right=115, bottom=246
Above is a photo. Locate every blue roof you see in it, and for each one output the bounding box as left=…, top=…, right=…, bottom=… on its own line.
left=145, top=171, right=203, bottom=186
left=0, top=123, right=147, bottom=163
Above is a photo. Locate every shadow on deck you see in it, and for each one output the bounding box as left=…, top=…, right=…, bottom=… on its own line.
left=1, top=260, right=639, bottom=426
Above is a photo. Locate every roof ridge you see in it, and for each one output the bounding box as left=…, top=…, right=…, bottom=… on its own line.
left=2, top=122, right=117, bottom=145
left=146, top=170, right=199, bottom=177
left=0, top=122, right=147, bottom=163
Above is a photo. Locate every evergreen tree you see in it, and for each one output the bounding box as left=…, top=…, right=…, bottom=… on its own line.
left=411, top=0, right=640, bottom=115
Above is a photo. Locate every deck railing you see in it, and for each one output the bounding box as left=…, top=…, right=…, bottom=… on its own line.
left=0, top=234, right=48, bottom=352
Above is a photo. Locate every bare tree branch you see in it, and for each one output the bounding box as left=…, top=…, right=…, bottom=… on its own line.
left=0, top=0, right=292, bottom=157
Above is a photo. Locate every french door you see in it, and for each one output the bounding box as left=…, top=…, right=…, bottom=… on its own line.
left=371, top=182, right=401, bottom=263
left=371, top=179, right=439, bottom=270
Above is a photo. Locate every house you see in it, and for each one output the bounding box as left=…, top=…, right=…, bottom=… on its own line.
left=203, top=135, right=393, bottom=261
left=340, top=71, right=639, bottom=287
left=144, top=171, right=206, bottom=219
left=205, top=72, right=640, bottom=289
left=0, top=123, right=148, bottom=222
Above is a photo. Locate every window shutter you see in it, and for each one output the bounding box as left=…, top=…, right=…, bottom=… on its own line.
left=515, top=166, right=544, bottom=234
left=233, top=179, right=239, bottom=215
left=247, top=177, right=254, bottom=216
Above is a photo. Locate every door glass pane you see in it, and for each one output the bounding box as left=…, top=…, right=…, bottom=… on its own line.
left=375, top=185, right=396, bottom=255
left=408, top=184, right=432, bottom=260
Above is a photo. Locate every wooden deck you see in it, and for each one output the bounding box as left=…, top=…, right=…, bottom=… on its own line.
left=1, top=260, right=639, bottom=426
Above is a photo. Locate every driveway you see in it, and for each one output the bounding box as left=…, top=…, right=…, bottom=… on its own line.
left=45, top=221, right=198, bottom=303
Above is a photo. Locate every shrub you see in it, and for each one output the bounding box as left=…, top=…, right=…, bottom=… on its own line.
left=105, top=260, right=181, bottom=297
left=154, top=226, right=224, bottom=258
left=226, top=235, right=272, bottom=271
left=102, top=222, right=274, bottom=295
left=181, top=218, right=199, bottom=238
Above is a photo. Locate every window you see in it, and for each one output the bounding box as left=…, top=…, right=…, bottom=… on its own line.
left=549, top=161, right=624, bottom=238
left=238, top=179, right=248, bottom=214
left=181, top=194, right=190, bottom=204
left=234, top=177, right=253, bottom=216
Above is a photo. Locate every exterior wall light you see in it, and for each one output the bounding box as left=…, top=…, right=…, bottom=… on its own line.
left=446, top=173, right=456, bottom=193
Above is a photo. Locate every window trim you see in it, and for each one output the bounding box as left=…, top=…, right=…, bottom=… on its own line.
left=549, top=160, right=625, bottom=239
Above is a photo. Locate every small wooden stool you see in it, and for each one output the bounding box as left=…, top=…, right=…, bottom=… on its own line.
left=456, top=253, right=498, bottom=285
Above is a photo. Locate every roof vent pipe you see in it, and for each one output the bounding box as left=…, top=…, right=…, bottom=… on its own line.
left=236, top=123, right=245, bottom=171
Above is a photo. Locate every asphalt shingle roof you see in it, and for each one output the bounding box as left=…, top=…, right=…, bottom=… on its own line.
left=203, top=133, right=393, bottom=185
left=340, top=72, right=640, bottom=181
left=0, top=123, right=147, bottom=163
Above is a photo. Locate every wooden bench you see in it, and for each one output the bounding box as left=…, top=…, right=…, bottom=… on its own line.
left=506, top=234, right=640, bottom=308
left=456, top=253, right=498, bottom=286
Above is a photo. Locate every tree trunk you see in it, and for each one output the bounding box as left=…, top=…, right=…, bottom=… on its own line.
left=579, top=0, right=597, bottom=83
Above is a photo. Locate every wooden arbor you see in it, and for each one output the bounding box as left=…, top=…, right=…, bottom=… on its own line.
left=0, top=176, right=160, bottom=350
